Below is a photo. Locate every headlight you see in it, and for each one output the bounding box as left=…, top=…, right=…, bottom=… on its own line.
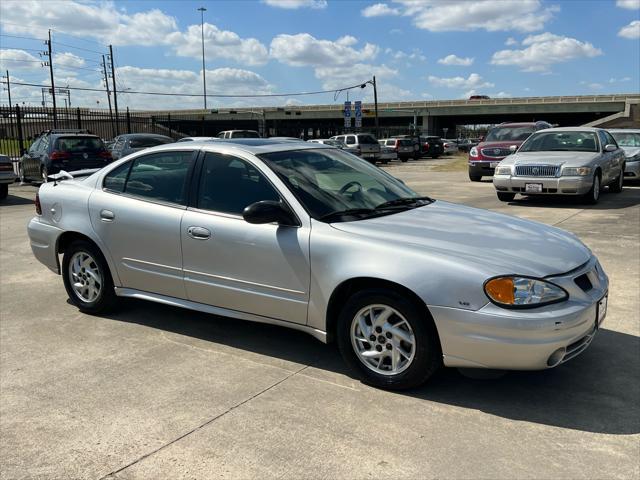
left=469, top=147, right=479, bottom=158
left=495, top=166, right=512, bottom=175
left=562, top=167, right=592, bottom=176
left=484, top=276, right=568, bottom=308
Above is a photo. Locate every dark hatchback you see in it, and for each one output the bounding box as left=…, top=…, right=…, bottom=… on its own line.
left=19, top=130, right=113, bottom=183
left=110, top=133, right=174, bottom=160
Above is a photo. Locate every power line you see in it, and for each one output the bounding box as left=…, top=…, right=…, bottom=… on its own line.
left=52, top=40, right=107, bottom=56
left=0, top=33, right=46, bottom=42
left=4, top=80, right=373, bottom=98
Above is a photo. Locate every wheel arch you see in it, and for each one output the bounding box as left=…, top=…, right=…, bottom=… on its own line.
left=325, top=277, right=441, bottom=347
left=56, top=231, right=120, bottom=285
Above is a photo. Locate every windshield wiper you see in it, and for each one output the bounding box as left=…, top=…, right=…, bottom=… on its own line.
left=375, top=196, right=434, bottom=209
left=319, top=208, right=376, bottom=222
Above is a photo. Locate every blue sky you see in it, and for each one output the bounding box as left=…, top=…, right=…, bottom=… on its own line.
left=0, top=0, right=638, bottom=109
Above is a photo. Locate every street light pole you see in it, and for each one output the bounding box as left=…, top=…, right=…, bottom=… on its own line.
left=198, top=6, right=207, bottom=110
left=372, top=75, right=379, bottom=139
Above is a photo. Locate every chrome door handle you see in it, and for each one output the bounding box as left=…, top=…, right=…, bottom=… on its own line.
left=100, top=209, right=115, bottom=222
left=187, top=226, right=211, bottom=240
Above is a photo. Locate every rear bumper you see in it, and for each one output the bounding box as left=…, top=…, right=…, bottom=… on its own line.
left=493, top=174, right=592, bottom=195
left=27, top=217, right=62, bottom=274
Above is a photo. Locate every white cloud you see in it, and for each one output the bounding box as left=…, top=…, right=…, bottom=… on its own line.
left=388, top=0, right=557, bottom=32
left=616, top=0, right=640, bottom=9
left=262, top=0, right=327, bottom=8
left=428, top=73, right=494, bottom=90
left=270, top=33, right=379, bottom=67
left=0, top=49, right=42, bottom=71
left=618, top=20, right=640, bottom=39
left=490, top=32, right=602, bottom=72
left=387, top=48, right=426, bottom=62
left=54, top=52, right=86, bottom=69
left=362, top=3, right=401, bottom=17
left=167, top=24, right=268, bottom=66
left=314, top=63, right=397, bottom=90
left=505, top=37, right=519, bottom=46
left=438, top=54, right=474, bottom=66
left=0, top=1, right=177, bottom=46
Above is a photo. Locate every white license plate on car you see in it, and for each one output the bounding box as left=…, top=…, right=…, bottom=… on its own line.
left=525, top=183, right=543, bottom=193
left=597, top=295, right=607, bottom=327
left=490, top=162, right=499, bottom=168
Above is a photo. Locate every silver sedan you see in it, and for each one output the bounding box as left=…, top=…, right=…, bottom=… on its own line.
left=493, top=127, right=626, bottom=204
left=27, top=139, right=608, bottom=389
left=608, top=129, right=640, bottom=181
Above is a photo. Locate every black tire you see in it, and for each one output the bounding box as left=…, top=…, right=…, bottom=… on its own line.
left=582, top=173, right=601, bottom=205
left=431, top=154, right=440, bottom=159
left=0, top=183, right=7, bottom=200
left=62, top=240, right=118, bottom=314
left=401, top=158, right=408, bottom=163
left=609, top=168, right=624, bottom=193
left=469, top=174, right=482, bottom=182
left=336, top=288, right=442, bottom=390
left=497, top=192, right=515, bottom=202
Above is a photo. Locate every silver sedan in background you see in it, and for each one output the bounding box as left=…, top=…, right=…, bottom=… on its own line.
left=27, top=139, right=608, bottom=389
left=493, top=127, right=626, bottom=204
left=608, top=129, right=640, bottom=181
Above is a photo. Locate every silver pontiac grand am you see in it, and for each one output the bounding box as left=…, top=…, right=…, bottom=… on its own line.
left=493, top=127, right=626, bottom=204
left=27, top=139, right=609, bottom=389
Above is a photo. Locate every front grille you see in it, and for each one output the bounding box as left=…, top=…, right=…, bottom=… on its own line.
left=574, top=273, right=593, bottom=292
left=481, top=147, right=511, bottom=158
left=514, top=165, right=559, bottom=177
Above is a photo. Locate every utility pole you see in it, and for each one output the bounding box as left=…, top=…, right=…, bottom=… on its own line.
left=3, top=70, right=11, bottom=107
left=198, top=7, right=208, bottom=109
left=109, top=45, right=119, bottom=134
left=372, top=75, right=379, bottom=139
left=45, top=30, right=57, bottom=127
left=102, top=55, right=115, bottom=137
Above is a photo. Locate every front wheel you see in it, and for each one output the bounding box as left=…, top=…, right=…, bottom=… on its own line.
left=582, top=173, right=601, bottom=205
left=62, top=240, right=118, bottom=314
left=0, top=184, right=7, bottom=200
left=337, top=289, right=441, bottom=390
left=497, top=192, right=515, bottom=202
left=609, top=168, right=624, bottom=193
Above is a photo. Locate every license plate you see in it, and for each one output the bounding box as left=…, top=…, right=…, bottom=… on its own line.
left=490, top=162, right=499, bottom=168
left=597, top=294, right=607, bottom=327
left=525, top=183, right=543, bottom=193
left=362, top=153, right=374, bottom=158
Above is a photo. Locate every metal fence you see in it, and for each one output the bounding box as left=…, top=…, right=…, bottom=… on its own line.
left=0, top=105, right=195, bottom=159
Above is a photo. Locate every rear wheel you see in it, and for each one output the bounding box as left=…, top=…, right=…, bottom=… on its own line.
left=497, top=192, right=515, bottom=202
left=469, top=174, right=482, bottom=182
left=582, top=173, right=601, bottom=205
left=609, top=168, right=624, bottom=193
left=0, top=184, right=8, bottom=200
left=337, top=289, right=441, bottom=390
left=62, top=240, right=118, bottom=314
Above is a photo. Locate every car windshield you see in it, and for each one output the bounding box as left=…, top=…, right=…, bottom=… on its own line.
left=55, top=137, right=103, bottom=151
left=129, top=137, right=172, bottom=148
left=519, top=131, right=599, bottom=152
left=259, top=148, right=430, bottom=222
left=610, top=132, right=640, bottom=147
left=485, top=126, right=535, bottom=142
left=356, top=134, right=378, bottom=144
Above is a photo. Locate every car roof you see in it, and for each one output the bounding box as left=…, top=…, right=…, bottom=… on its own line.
left=533, top=127, right=603, bottom=133
left=50, top=133, right=99, bottom=138
left=140, top=138, right=332, bottom=156
left=607, top=129, right=640, bottom=133
left=119, top=133, right=172, bottom=139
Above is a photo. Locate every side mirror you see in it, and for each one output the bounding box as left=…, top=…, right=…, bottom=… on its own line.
left=604, top=144, right=617, bottom=152
left=243, top=200, right=297, bottom=226
left=509, top=145, right=518, bottom=153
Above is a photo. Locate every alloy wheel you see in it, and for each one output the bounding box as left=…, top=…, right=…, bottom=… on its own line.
left=350, top=304, right=416, bottom=376
left=68, top=251, right=102, bottom=303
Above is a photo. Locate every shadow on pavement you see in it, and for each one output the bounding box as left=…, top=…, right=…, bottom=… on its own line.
left=507, top=185, right=640, bottom=210
left=0, top=194, right=34, bottom=206
left=102, top=298, right=639, bottom=436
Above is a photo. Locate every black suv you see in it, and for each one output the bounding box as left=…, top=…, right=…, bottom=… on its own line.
left=19, top=130, right=113, bottom=183
left=420, top=136, right=445, bottom=158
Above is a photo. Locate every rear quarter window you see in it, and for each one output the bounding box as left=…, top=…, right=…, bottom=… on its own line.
left=129, top=137, right=172, bottom=148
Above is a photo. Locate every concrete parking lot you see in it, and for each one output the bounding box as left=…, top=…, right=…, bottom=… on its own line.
left=1, top=159, right=639, bottom=479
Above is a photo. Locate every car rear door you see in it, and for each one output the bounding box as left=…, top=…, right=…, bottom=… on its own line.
left=180, top=151, right=310, bottom=324
left=89, top=149, right=197, bottom=298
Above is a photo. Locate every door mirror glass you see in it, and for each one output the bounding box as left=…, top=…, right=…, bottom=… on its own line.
left=604, top=144, right=617, bottom=152
left=243, top=200, right=297, bottom=226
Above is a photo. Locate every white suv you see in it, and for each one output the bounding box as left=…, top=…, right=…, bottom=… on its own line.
left=331, top=134, right=381, bottom=163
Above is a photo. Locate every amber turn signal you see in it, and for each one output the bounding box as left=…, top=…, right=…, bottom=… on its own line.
left=485, top=277, right=515, bottom=304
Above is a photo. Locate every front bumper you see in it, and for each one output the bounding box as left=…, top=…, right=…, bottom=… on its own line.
left=430, top=256, right=608, bottom=370
left=0, top=172, right=18, bottom=184
left=27, top=217, right=63, bottom=274
left=624, top=161, right=639, bottom=179
left=469, top=160, right=503, bottom=176
left=493, top=174, right=592, bottom=195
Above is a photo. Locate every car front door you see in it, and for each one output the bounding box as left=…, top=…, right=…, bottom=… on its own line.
left=89, top=149, right=197, bottom=298
left=181, top=151, right=311, bottom=324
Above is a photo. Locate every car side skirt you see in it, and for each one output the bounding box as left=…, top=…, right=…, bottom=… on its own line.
left=114, top=287, right=328, bottom=343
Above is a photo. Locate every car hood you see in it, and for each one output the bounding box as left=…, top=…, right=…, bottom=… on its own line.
left=501, top=151, right=598, bottom=166
left=621, top=146, right=640, bottom=159
left=330, top=201, right=590, bottom=277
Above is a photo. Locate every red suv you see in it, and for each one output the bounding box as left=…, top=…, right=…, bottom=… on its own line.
left=468, top=121, right=552, bottom=181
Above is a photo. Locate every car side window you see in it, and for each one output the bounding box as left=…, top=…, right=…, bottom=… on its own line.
left=103, top=161, right=132, bottom=193
left=196, top=152, right=280, bottom=215
left=28, top=138, right=41, bottom=154
left=604, top=131, right=618, bottom=148
left=123, top=151, right=194, bottom=205
left=40, top=136, right=50, bottom=152
left=346, top=136, right=356, bottom=145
